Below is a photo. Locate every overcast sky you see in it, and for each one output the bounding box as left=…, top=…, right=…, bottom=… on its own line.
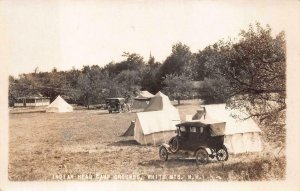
left=0, top=0, right=297, bottom=76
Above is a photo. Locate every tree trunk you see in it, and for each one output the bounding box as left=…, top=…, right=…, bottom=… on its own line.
left=177, top=99, right=180, bottom=105
left=86, top=95, right=90, bottom=109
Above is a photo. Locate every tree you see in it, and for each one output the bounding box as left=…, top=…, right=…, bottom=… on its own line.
left=105, top=52, right=145, bottom=76
left=64, top=67, right=81, bottom=103
left=188, top=46, right=216, bottom=81
left=8, top=69, right=71, bottom=106
left=39, top=70, right=67, bottom=101
left=11, top=73, right=41, bottom=98
left=199, top=77, right=229, bottom=104
left=159, top=42, right=193, bottom=78
left=140, top=54, right=162, bottom=94
left=113, top=70, right=141, bottom=100
left=77, top=65, right=107, bottom=108
left=162, top=74, right=194, bottom=105
left=140, top=65, right=161, bottom=94
left=8, top=75, right=17, bottom=106
left=205, top=23, right=286, bottom=121
left=147, top=52, right=155, bottom=66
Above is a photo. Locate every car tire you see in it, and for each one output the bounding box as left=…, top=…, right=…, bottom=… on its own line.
left=216, top=145, right=229, bottom=161
left=159, top=146, right=168, bottom=161
left=169, top=137, right=179, bottom=153
left=195, top=148, right=209, bottom=165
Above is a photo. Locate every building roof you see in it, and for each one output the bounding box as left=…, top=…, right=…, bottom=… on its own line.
left=16, top=93, right=49, bottom=99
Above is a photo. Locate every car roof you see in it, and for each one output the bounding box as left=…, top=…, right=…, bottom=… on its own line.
left=106, top=98, right=125, bottom=100
left=176, top=120, right=208, bottom=127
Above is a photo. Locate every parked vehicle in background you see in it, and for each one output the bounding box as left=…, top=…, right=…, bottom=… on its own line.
left=159, top=121, right=229, bottom=164
left=105, top=98, right=127, bottom=113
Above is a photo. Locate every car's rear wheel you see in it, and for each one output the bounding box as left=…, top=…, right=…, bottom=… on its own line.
left=159, top=146, right=168, bottom=161
left=169, top=137, right=179, bottom=153
left=195, top=148, right=209, bottom=165
left=216, top=145, right=229, bottom=161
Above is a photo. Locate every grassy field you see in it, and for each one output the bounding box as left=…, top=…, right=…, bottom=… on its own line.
left=9, top=103, right=285, bottom=181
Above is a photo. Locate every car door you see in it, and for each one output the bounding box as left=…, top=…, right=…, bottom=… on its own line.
left=198, top=125, right=208, bottom=147
left=179, top=125, right=189, bottom=150
left=189, top=126, right=199, bottom=149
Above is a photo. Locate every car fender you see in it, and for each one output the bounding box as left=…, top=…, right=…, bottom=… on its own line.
left=160, top=143, right=171, bottom=153
left=194, top=146, right=212, bottom=156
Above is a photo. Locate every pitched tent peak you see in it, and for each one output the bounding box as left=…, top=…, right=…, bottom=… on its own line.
left=143, top=91, right=175, bottom=112
left=154, top=91, right=167, bottom=97
left=55, top=95, right=64, bottom=100
left=46, top=95, right=73, bottom=113
left=134, top=91, right=154, bottom=99
left=140, top=90, right=153, bottom=96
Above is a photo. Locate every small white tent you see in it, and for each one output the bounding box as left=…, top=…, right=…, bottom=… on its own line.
left=131, top=91, right=154, bottom=111
left=46, top=95, right=73, bottom=113
left=194, top=104, right=262, bottom=154
left=133, top=92, right=181, bottom=145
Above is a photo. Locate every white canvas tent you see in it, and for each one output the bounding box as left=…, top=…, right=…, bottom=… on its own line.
left=133, top=91, right=181, bottom=145
left=46, top=95, right=73, bottom=113
left=143, top=91, right=175, bottom=112
left=131, top=91, right=154, bottom=111
left=194, top=104, right=262, bottom=154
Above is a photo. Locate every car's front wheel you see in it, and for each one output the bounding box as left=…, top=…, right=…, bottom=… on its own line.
left=169, top=137, right=179, bottom=153
left=159, top=146, right=168, bottom=161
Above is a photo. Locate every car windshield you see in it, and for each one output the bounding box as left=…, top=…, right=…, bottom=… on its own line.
left=179, top=126, right=186, bottom=132
left=106, top=99, right=121, bottom=102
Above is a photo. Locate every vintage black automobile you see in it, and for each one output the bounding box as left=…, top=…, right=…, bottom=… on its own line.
left=105, top=98, right=126, bottom=113
left=159, top=121, right=229, bottom=164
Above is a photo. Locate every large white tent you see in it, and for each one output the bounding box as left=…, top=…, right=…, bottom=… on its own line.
left=46, top=95, right=73, bottom=113
left=194, top=104, right=262, bottom=154
left=133, top=91, right=181, bottom=145
left=131, top=91, right=154, bottom=111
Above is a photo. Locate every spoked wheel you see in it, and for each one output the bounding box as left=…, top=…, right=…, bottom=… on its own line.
left=159, top=146, right=168, bottom=161
left=216, top=145, right=229, bottom=161
left=169, top=137, right=179, bottom=153
left=195, top=148, right=209, bottom=165
left=118, top=106, right=122, bottom=113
